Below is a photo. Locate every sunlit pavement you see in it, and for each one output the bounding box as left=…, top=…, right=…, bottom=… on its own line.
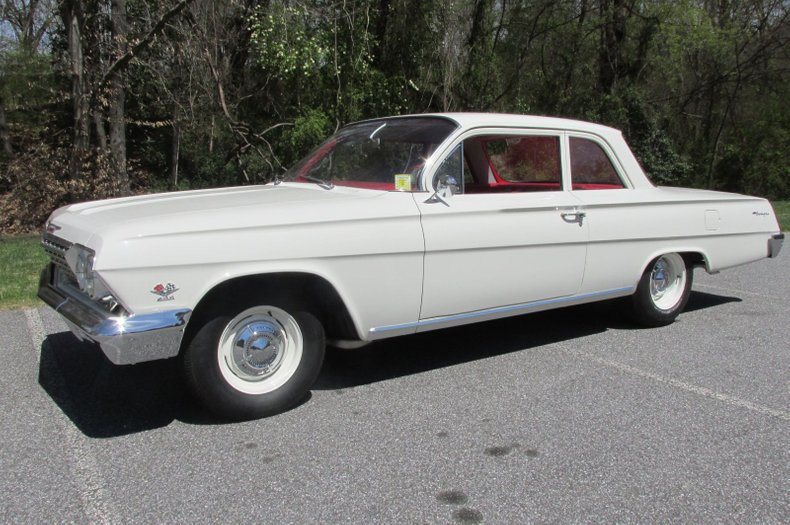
left=1, top=255, right=787, bottom=523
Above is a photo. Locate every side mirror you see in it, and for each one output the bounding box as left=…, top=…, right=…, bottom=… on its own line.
left=438, top=174, right=460, bottom=197
left=428, top=174, right=459, bottom=206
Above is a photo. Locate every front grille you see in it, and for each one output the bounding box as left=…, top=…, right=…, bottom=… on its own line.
left=40, top=233, right=125, bottom=316
left=41, top=233, right=78, bottom=283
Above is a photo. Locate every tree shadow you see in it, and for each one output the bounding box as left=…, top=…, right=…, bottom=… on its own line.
left=37, top=289, right=740, bottom=437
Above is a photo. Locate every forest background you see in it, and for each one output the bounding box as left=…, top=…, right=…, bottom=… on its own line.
left=0, top=0, right=787, bottom=234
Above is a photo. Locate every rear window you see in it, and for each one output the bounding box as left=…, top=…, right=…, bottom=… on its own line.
left=569, top=137, right=625, bottom=189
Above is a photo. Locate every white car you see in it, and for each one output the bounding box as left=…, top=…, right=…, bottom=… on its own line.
left=38, top=113, right=784, bottom=419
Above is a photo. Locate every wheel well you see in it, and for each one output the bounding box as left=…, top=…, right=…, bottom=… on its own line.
left=639, top=251, right=707, bottom=278
left=680, top=251, right=707, bottom=270
left=180, top=273, right=359, bottom=355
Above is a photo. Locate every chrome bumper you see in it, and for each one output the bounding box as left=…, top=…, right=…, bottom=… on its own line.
left=768, top=233, right=784, bottom=258
left=37, top=266, right=191, bottom=365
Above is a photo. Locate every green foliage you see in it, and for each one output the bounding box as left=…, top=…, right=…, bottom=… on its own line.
left=0, top=49, right=54, bottom=111
left=716, top=125, right=790, bottom=200
left=617, top=89, right=691, bottom=186
left=0, top=48, right=58, bottom=173
left=1, top=0, right=789, bottom=235
left=248, top=4, right=326, bottom=80
left=279, top=109, right=332, bottom=165
left=0, top=235, right=47, bottom=309
left=180, top=135, right=244, bottom=188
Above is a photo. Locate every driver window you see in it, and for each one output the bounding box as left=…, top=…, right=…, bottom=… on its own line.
left=461, top=134, right=563, bottom=193
left=486, top=136, right=561, bottom=185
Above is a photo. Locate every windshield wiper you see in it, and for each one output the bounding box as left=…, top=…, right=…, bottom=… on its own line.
left=301, top=174, right=334, bottom=190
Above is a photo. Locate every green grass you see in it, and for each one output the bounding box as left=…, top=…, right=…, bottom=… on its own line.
left=0, top=235, right=47, bottom=309
left=772, top=200, right=789, bottom=232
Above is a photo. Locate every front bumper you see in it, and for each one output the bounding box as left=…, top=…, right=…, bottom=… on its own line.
left=768, top=233, right=784, bottom=258
left=37, top=265, right=191, bottom=365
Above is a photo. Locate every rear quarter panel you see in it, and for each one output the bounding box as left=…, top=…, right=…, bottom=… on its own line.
left=573, top=187, right=781, bottom=294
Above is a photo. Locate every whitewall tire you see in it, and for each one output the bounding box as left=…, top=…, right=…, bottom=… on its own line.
left=183, top=304, right=325, bottom=420
left=630, top=253, right=693, bottom=327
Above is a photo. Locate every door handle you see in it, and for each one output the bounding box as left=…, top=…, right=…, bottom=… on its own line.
left=560, top=209, right=586, bottom=226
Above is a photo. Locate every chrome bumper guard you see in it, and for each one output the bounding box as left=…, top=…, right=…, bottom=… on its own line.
left=768, top=233, right=784, bottom=258
left=38, top=266, right=191, bottom=365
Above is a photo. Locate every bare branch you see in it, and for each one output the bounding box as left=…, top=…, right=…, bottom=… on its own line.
left=100, top=0, right=196, bottom=87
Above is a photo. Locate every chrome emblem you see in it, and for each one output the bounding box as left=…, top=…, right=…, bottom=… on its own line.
left=151, top=282, right=179, bottom=301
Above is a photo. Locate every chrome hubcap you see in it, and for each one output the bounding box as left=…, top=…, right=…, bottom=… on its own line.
left=651, top=260, right=670, bottom=295
left=649, top=254, right=686, bottom=311
left=217, top=306, right=304, bottom=395
left=231, top=319, right=286, bottom=380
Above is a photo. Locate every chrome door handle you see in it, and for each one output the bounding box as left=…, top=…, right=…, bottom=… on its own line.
left=560, top=210, right=586, bottom=226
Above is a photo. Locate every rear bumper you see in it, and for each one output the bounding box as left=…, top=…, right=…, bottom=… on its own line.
left=37, top=266, right=191, bottom=365
left=768, top=233, right=784, bottom=258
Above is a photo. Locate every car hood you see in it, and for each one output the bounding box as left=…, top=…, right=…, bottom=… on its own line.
left=47, top=183, right=387, bottom=248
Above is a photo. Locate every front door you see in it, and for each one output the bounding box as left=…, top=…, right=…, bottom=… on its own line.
left=415, top=132, right=588, bottom=323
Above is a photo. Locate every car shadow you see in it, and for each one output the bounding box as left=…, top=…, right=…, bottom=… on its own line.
left=314, top=289, right=740, bottom=390
left=683, top=289, right=742, bottom=313
left=37, top=290, right=740, bottom=437
left=37, top=332, right=219, bottom=438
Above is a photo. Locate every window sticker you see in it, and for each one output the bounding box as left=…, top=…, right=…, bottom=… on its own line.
left=394, top=174, right=412, bottom=191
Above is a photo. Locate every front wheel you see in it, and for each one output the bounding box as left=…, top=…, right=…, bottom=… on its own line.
left=630, top=253, right=693, bottom=327
left=183, top=305, right=325, bottom=420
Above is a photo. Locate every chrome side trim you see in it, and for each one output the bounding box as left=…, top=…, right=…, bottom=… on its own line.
left=38, top=266, right=191, bottom=365
left=768, top=233, right=784, bottom=258
left=369, top=286, right=634, bottom=337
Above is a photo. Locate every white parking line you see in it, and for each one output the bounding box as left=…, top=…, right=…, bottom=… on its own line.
left=24, top=309, right=119, bottom=525
left=557, top=344, right=790, bottom=421
left=694, top=282, right=785, bottom=301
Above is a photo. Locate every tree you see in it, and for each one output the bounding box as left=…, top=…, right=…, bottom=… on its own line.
left=56, top=0, right=195, bottom=192
left=2, top=0, right=789, bottom=234
left=0, top=0, right=57, bottom=159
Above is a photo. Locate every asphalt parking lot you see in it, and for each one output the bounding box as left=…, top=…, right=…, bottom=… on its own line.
left=1, top=255, right=788, bottom=523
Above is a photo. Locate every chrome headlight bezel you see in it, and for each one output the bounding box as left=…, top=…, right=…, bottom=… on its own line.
left=65, top=244, right=99, bottom=299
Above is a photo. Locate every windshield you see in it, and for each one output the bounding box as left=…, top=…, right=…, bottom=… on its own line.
left=284, top=117, right=458, bottom=191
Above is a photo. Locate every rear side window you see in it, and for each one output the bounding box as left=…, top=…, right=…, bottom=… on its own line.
left=569, top=137, right=625, bottom=189
left=485, top=136, right=561, bottom=185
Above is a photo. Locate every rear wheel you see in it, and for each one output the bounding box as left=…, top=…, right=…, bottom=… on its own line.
left=630, top=253, right=692, bottom=327
left=183, top=304, right=325, bottom=420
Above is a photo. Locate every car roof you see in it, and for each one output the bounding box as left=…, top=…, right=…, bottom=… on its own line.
left=428, top=112, right=622, bottom=136
left=352, top=112, right=624, bottom=140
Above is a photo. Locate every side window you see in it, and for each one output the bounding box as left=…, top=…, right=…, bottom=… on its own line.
left=485, top=136, right=561, bottom=186
left=569, top=137, right=625, bottom=189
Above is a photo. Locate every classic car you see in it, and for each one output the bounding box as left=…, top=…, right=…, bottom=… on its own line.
left=38, top=113, right=784, bottom=420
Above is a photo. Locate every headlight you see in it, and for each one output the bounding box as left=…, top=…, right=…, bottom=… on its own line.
left=65, top=245, right=97, bottom=298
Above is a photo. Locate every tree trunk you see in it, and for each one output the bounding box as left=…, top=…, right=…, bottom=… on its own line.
left=598, top=0, right=628, bottom=95
left=209, top=115, right=215, bottom=153
left=109, top=0, right=130, bottom=195
left=373, top=0, right=391, bottom=68
left=0, top=96, right=13, bottom=157
left=170, top=119, right=181, bottom=190
left=61, top=0, right=89, bottom=180
left=94, top=110, right=108, bottom=151
left=463, top=0, right=495, bottom=109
